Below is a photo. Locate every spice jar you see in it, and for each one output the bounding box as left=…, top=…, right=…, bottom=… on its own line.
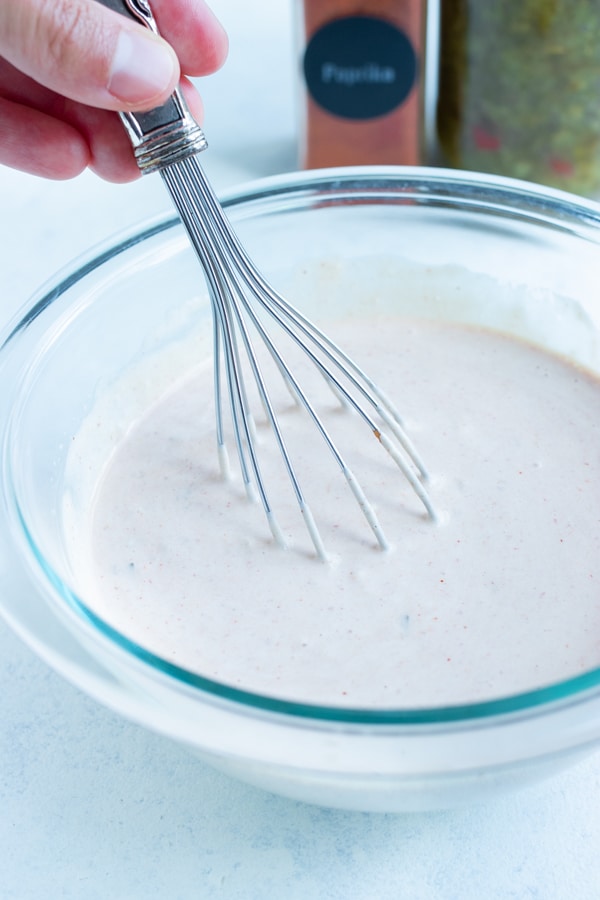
left=296, top=0, right=428, bottom=168
left=436, top=0, right=600, bottom=196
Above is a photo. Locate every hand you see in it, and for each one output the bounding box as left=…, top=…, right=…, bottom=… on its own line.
left=0, top=0, right=228, bottom=181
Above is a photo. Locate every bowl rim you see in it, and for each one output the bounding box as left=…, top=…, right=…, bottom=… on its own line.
left=3, top=164, right=600, bottom=727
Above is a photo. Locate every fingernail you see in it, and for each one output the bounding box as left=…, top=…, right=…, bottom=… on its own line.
left=108, top=30, right=178, bottom=103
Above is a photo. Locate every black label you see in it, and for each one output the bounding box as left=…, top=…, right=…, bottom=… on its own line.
left=303, top=15, right=418, bottom=121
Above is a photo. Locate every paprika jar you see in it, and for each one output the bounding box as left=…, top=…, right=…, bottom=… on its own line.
left=436, top=0, right=600, bottom=196
left=296, top=0, right=428, bottom=168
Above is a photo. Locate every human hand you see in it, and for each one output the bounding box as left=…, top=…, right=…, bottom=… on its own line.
left=0, top=0, right=228, bottom=181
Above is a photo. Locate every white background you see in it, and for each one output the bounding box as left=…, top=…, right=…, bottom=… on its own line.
left=1, top=2, right=599, bottom=897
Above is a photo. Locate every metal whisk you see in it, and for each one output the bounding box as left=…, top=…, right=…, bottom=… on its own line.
left=101, top=0, right=436, bottom=559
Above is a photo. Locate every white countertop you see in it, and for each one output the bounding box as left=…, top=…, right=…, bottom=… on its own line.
left=1, top=2, right=600, bottom=898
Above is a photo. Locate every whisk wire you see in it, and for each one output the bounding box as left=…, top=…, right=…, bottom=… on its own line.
left=161, top=157, right=437, bottom=553
left=182, top=157, right=431, bottom=487
left=194, top=166, right=430, bottom=454
left=162, top=162, right=333, bottom=557
left=183, top=198, right=259, bottom=501
left=163, top=159, right=397, bottom=554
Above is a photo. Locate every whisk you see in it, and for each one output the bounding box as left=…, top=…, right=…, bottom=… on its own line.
left=100, top=0, right=436, bottom=559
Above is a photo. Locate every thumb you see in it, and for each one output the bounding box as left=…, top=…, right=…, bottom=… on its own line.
left=0, top=0, right=180, bottom=110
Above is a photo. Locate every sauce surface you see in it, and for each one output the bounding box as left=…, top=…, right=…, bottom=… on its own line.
left=83, top=317, right=600, bottom=708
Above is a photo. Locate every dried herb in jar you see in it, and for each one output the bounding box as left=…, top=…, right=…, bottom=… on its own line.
left=436, top=0, right=600, bottom=196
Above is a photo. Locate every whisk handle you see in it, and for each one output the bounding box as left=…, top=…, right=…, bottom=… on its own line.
left=96, top=0, right=208, bottom=174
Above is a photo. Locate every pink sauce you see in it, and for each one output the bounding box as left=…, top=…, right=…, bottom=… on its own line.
left=80, top=317, right=600, bottom=708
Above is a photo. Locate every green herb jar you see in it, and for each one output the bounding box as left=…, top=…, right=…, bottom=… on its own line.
left=436, top=0, right=600, bottom=196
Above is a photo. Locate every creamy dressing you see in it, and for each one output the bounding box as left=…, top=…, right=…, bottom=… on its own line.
left=78, top=315, right=600, bottom=708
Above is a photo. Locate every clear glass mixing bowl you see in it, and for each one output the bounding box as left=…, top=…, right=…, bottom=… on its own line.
left=1, top=167, right=600, bottom=813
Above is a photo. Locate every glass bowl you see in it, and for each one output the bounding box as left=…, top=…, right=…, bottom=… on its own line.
left=2, top=167, right=600, bottom=814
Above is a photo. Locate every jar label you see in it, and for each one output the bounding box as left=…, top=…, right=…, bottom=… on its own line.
left=303, top=15, right=418, bottom=121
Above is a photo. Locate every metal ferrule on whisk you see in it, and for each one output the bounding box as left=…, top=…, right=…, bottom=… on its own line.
left=101, top=0, right=208, bottom=173
left=118, top=95, right=208, bottom=174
